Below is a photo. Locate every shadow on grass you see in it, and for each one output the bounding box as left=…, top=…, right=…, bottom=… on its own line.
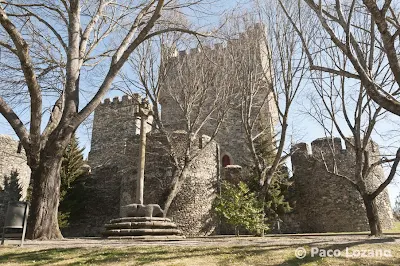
left=280, top=237, right=399, bottom=266
left=67, top=246, right=276, bottom=265
left=0, top=245, right=284, bottom=265
left=0, top=237, right=398, bottom=265
left=0, top=248, right=81, bottom=266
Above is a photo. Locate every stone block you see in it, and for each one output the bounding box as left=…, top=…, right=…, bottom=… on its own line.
left=120, top=204, right=164, bottom=218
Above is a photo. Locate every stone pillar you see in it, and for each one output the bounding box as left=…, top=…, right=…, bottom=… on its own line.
left=135, top=98, right=152, bottom=205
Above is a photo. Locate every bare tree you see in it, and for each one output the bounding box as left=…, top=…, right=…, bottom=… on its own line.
left=117, top=35, right=235, bottom=215
left=0, top=0, right=213, bottom=239
left=276, top=0, right=400, bottom=236
left=307, top=51, right=400, bottom=236
left=222, top=2, right=309, bottom=230
left=278, top=0, right=400, bottom=116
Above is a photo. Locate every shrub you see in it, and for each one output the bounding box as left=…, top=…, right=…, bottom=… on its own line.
left=213, top=181, right=267, bottom=235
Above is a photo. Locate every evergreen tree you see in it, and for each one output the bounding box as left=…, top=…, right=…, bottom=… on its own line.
left=0, top=170, right=23, bottom=204
left=252, top=129, right=293, bottom=231
left=263, top=170, right=292, bottom=224
left=246, top=165, right=292, bottom=230
left=213, top=181, right=267, bottom=236
left=61, top=135, right=85, bottom=195
left=58, top=134, right=86, bottom=228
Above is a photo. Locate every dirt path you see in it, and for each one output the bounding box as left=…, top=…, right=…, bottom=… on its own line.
left=13, top=233, right=400, bottom=249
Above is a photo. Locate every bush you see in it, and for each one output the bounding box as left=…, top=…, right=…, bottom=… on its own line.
left=213, top=181, right=267, bottom=236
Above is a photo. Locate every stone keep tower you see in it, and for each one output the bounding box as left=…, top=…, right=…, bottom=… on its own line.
left=83, top=94, right=218, bottom=236
left=159, top=23, right=278, bottom=169
left=89, top=94, right=150, bottom=170
left=291, top=137, right=393, bottom=233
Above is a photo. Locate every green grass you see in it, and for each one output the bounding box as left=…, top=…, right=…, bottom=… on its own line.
left=384, top=221, right=400, bottom=234
left=1, top=222, right=399, bottom=265
left=0, top=242, right=399, bottom=265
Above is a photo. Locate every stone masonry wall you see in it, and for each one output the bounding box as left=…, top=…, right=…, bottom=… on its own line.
left=163, top=133, right=218, bottom=236
left=118, top=131, right=219, bottom=236
left=89, top=94, right=149, bottom=170
left=290, top=137, right=393, bottom=233
left=159, top=23, right=278, bottom=169
left=68, top=96, right=219, bottom=236
left=65, top=94, right=143, bottom=236
left=0, top=135, right=31, bottom=228
left=63, top=165, right=121, bottom=236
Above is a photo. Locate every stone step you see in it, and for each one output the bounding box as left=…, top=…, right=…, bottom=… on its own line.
left=106, top=235, right=186, bottom=240
left=103, top=228, right=182, bottom=236
left=105, top=221, right=178, bottom=229
left=109, top=217, right=171, bottom=224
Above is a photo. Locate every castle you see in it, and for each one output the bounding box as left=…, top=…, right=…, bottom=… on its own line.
left=74, top=23, right=392, bottom=236
left=0, top=24, right=394, bottom=236
left=73, top=24, right=279, bottom=236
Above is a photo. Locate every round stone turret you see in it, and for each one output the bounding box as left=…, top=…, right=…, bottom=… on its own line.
left=290, top=137, right=393, bottom=233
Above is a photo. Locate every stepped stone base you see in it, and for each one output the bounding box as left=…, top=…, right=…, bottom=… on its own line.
left=103, top=217, right=184, bottom=238
left=106, top=235, right=186, bottom=240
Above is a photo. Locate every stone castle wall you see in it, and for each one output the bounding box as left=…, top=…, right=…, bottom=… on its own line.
left=118, top=131, right=219, bottom=236
left=289, top=137, right=393, bottom=233
left=68, top=96, right=219, bottom=236
left=64, top=95, right=144, bottom=236
left=159, top=23, right=278, bottom=169
left=153, top=132, right=218, bottom=236
left=0, top=135, right=31, bottom=227
left=89, top=94, right=152, bottom=170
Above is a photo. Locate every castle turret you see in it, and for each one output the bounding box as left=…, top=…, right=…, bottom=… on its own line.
left=71, top=97, right=219, bottom=237
left=290, top=137, right=393, bottom=233
left=89, top=94, right=154, bottom=169
left=159, top=23, right=278, bottom=169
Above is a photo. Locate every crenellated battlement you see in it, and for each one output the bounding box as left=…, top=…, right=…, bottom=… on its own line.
left=165, top=23, right=266, bottom=61
left=100, top=93, right=141, bottom=108
left=291, top=137, right=344, bottom=157
left=291, top=137, right=382, bottom=159
left=290, top=136, right=394, bottom=233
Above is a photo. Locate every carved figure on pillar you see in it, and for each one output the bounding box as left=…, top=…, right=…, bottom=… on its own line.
left=103, top=97, right=183, bottom=238
left=135, top=98, right=151, bottom=205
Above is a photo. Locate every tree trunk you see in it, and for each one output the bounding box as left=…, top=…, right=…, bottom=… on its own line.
left=363, top=195, right=383, bottom=236
left=26, top=147, right=64, bottom=240
left=235, top=226, right=239, bottom=237
left=258, top=183, right=269, bottom=237
left=163, top=167, right=190, bottom=217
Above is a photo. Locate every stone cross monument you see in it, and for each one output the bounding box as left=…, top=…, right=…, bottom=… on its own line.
left=103, top=97, right=183, bottom=238
left=135, top=98, right=151, bottom=205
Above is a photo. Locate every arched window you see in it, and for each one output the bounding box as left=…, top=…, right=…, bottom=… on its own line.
left=222, top=155, right=231, bottom=167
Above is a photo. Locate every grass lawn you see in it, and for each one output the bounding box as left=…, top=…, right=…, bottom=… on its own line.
left=384, top=221, right=400, bottom=234
left=0, top=222, right=398, bottom=265
left=0, top=239, right=399, bottom=266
